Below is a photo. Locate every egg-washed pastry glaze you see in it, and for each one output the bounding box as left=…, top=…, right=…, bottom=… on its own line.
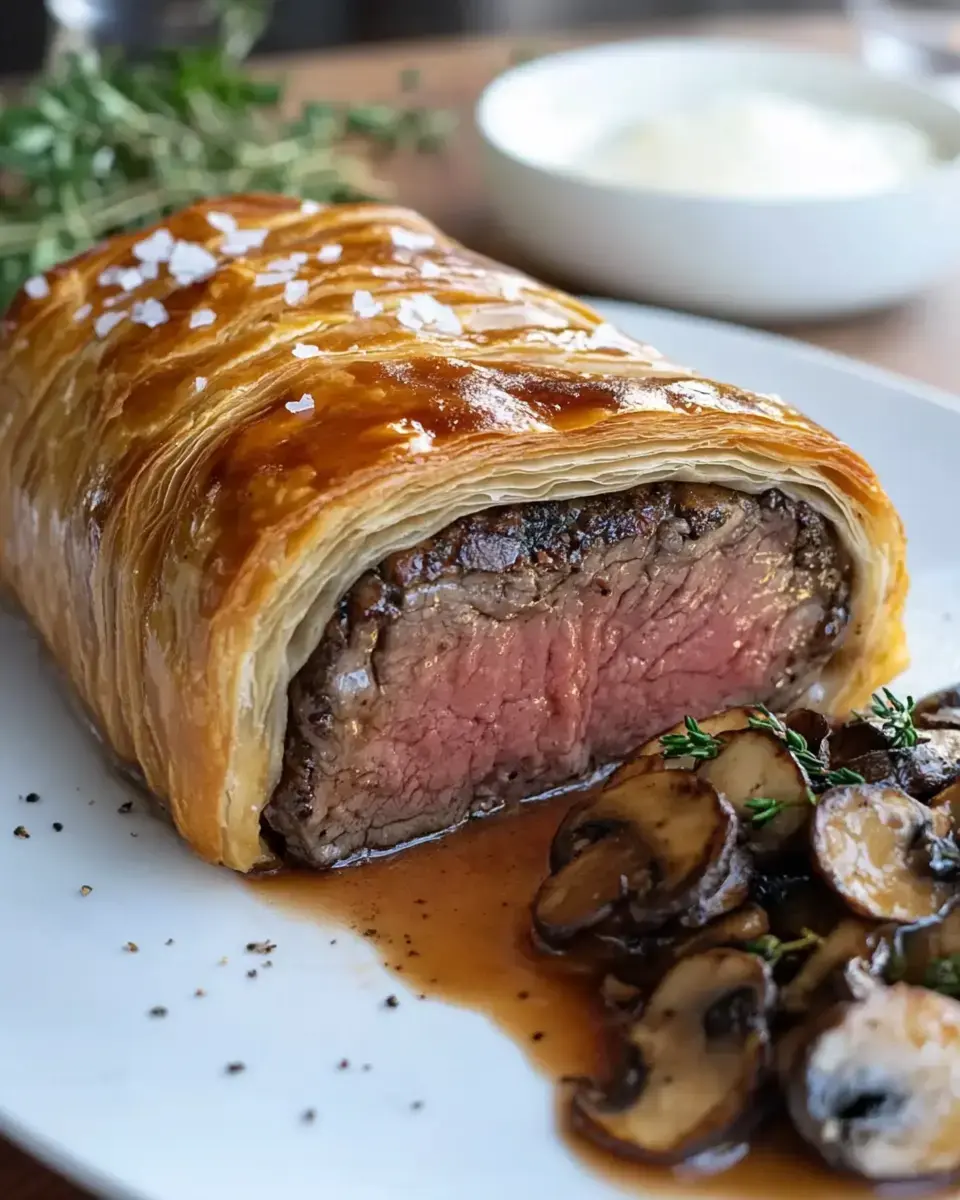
left=0, top=195, right=907, bottom=870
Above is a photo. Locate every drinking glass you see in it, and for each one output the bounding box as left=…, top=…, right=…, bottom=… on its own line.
left=44, top=0, right=272, bottom=61
left=845, top=0, right=960, bottom=99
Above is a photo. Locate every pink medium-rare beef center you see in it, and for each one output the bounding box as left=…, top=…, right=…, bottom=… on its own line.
left=263, top=481, right=851, bottom=867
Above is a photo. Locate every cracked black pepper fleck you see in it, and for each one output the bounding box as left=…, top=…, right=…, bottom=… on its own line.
left=225, top=1062, right=245, bottom=1074
left=124, top=942, right=139, bottom=953
left=79, top=885, right=92, bottom=896
left=531, top=1031, right=545, bottom=1042
left=149, top=1006, right=168, bottom=1018
left=52, top=822, right=63, bottom=831
left=301, top=1108, right=316, bottom=1124
left=165, top=938, right=174, bottom=946
left=246, top=940, right=276, bottom=954
left=246, top=969, right=258, bottom=979
left=117, top=801, right=133, bottom=814
left=384, top=995, right=399, bottom=1009
left=411, top=1101, right=424, bottom=1111
left=13, top=826, right=29, bottom=839
left=24, top=792, right=39, bottom=803
left=195, top=989, right=206, bottom=997
left=337, top=1059, right=350, bottom=1070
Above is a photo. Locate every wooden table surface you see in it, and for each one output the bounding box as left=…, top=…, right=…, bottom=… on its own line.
left=5, top=11, right=959, bottom=1198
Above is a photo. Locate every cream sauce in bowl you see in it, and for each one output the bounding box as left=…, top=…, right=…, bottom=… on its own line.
left=578, top=90, right=936, bottom=200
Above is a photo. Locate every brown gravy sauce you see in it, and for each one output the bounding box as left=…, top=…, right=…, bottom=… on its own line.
left=253, top=800, right=942, bottom=1199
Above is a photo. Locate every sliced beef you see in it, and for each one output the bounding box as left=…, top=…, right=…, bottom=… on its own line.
left=264, top=483, right=851, bottom=868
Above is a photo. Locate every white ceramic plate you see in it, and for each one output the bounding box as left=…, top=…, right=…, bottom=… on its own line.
left=2, top=300, right=958, bottom=1200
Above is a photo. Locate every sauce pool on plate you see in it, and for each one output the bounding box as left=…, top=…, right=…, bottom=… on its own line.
left=254, top=800, right=890, bottom=1198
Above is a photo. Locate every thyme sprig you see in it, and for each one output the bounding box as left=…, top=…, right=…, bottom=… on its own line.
left=748, top=706, right=864, bottom=789
left=660, top=716, right=722, bottom=762
left=745, top=929, right=824, bottom=966
left=869, top=687, right=920, bottom=749
left=0, top=12, right=452, bottom=311
left=744, top=797, right=798, bottom=828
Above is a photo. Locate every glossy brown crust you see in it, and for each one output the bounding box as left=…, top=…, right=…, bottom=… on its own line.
left=0, top=195, right=907, bottom=871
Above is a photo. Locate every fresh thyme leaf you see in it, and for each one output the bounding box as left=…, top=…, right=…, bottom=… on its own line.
left=744, top=928, right=823, bottom=965
left=660, top=716, right=722, bottom=761
left=869, top=687, right=920, bottom=749
left=925, top=953, right=960, bottom=997
left=0, top=4, right=450, bottom=312
left=744, top=797, right=795, bottom=828
left=826, top=766, right=869, bottom=786
left=748, top=706, right=865, bottom=790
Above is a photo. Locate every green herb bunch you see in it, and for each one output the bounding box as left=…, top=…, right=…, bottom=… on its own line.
left=0, top=11, right=451, bottom=311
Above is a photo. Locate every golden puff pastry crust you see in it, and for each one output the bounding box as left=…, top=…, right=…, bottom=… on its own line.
left=0, top=195, right=907, bottom=871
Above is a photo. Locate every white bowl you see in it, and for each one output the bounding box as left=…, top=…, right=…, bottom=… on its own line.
left=477, top=39, right=960, bottom=321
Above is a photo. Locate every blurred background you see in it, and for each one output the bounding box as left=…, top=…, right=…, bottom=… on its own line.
left=7, top=1, right=845, bottom=75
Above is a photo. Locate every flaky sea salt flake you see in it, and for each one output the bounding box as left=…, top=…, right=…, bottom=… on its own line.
left=317, top=244, right=342, bottom=264
left=352, top=290, right=382, bottom=319
left=269, top=253, right=307, bottom=271
left=301, top=200, right=322, bottom=215
left=419, top=260, right=442, bottom=279
left=286, top=393, right=315, bottom=414
left=292, top=343, right=321, bottom=359
left=190, top=308, right=216, bottom=329
left=131, top=298, right=168, bottom=328
left=284, top=279, right=308, bottom=306
left=407, top=293, right=461, bottom=335
left=72, top=303, right=92, bottom=322
left=207, top=211, right=238, bottom=234
left=169, top=241, right=218, bottom=287
left=396, top=298, right=424, bottom=332
left=390, top=228, right=435, bottom=253
left=255, top=272, right=293, bottom=289
left=95, top=310, right=127, bottom=338
left=133, top=228, right=174, bottom=264
left=220, top=228, right=268, bottom=256
left=195, top=376, right=208, bottom=393
left=587, top=322, right=635, bottom=353
left=117, top=267, right=144, bottom=292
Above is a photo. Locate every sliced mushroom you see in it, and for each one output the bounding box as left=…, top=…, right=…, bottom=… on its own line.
left=606, top=751, right=682, bottom=787
left=537, top=771, right=736, bottom=947
left=930, top=777, right=960, bottom=826
left=699, top=728, right=813, bottom=856
left=681, top=848, right=753, bottom=928
left=675, top=904, right=770, bottom=960
left=573, top=949, right=774, bottom=1165
left=915, top=685, right=960, bottom=732
left=786, top=983, right=960, bottom=1183
left=811, top=785, right=957, bottom=922
left=635, top=706, right=762, bottom=759
left=533, top=831, right=653, bottom=945
left=838, top=729, right=960, bottom=803
left=825, top=718, right=889, bottom=767
left=785, top=709, right=832, bottom=756
left=780, top=919, right=877, bottom=1016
